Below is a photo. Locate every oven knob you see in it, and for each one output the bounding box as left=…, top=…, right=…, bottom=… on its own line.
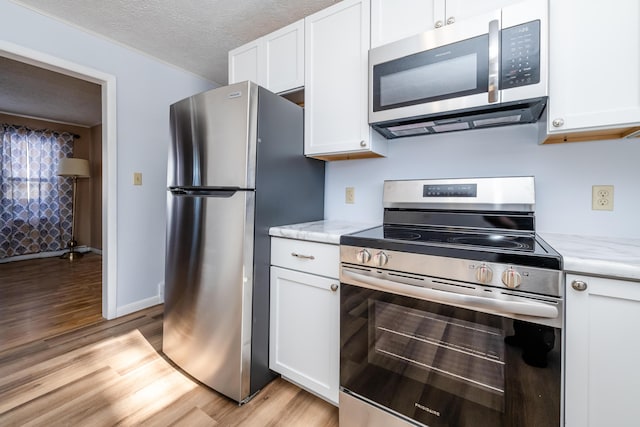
left=356, top=249, right=371, bottom=264
left=475, top=264, right=493, bottom=284
left=374, top=251, right=389, bottom=267
left=502, top=268, right=523, bottom=289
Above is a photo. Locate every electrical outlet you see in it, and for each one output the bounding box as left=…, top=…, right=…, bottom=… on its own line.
left=133, top=172, right=142, bottom=186
left=592, top=185, right=614, bottom=211
left=345, top=187, right=355, bottom=204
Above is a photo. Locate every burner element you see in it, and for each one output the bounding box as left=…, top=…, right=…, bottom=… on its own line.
left=383, top=230, right=422, bottom=241
left=447, top=235, right=533, bottom=250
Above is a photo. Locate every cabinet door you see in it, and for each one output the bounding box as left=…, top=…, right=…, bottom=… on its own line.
left=371, top=0, right=439, bottom=48
left=263, top=19, right=304, bottom=94
left=565, top=274, right=640, bottom=427
left=371, top=0, right=524, bottom=48
left=444, top=0, right=522, bottom=25
left=269, top=266, right=340, bottom=405
left=305, top=0, right=383, bottom=158
left=228, top=40, right=262, bottom=85
left=547, top=0, right=640, bottom=133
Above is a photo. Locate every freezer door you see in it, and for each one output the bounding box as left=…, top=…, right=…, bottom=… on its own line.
left=163, top=189, right=255, bottom=402
left=168, top=81, right=259, bottom=188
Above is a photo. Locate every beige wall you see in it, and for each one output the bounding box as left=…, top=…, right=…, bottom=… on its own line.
left=0, top=113, right=102, bottom=250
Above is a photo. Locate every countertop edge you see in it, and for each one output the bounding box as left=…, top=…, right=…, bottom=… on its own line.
left=269, top=220, right=379, bottom=245
left=540, top=232, right=640, bottom=282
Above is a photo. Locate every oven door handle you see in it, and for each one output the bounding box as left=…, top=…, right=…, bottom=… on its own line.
left=342, top=270, right=559, bottom=319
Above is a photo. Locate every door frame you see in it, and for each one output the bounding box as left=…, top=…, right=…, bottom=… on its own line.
left=0, top=40, right=118, bottom=319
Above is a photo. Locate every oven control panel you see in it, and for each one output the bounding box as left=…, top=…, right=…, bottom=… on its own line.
left=341, top=245, right=562, bottom=298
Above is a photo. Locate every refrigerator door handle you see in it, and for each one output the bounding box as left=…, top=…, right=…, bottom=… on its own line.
left=169, top=187, right=242, bottom=197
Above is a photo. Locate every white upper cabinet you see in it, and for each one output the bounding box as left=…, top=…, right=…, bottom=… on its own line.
left=540, top=0, right=640, bottom=143
left=371, top=0, right=438, bottom=48
left=305, top=0, right=387, bottom=160
left=228, top=19, right=304, bottom=94
left=228, top=41, right=261, bottom=85
left=263, top=20, right=305, bottom=94
left=371, top=0, right=523, bottom=48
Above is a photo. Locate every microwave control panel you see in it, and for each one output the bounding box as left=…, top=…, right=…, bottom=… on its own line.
left=500, top=20, right=541, bottom=89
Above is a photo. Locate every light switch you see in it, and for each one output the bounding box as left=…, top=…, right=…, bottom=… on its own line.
left=133, top=172, right=142, bottom=186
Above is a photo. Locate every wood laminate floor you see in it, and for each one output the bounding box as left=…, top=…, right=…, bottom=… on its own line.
left=0, top=253, right=103, bottom=353
left=0, top=255, right=339, bottom=426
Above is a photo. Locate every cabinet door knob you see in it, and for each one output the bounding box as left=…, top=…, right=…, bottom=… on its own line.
left=330, top=284, right=339, bottom=292
left=571, top=280, right=588, bottom=291
left=446, top=16, right=455, bottom=25
left=435, top=20, right=444, bottom=28
left=359, top=140, right=366, bottom=147
left=552, top=118, right=565, bottom=128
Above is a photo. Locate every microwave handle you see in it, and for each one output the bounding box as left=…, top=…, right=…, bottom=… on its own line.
left=488, top=19, right=500, bottom=103
left=342, top=270, right=558, bottom=319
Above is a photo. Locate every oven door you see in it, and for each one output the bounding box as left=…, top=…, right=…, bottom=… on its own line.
left=340, top=268, right=561, bottom=427
left=369, top=11, right=501, bottom=126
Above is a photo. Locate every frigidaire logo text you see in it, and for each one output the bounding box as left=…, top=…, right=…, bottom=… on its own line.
left=415, top=402, right=441, bottom=417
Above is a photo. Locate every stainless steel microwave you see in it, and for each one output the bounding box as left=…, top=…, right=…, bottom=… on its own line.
left=369, top=0, right=548, bottom=139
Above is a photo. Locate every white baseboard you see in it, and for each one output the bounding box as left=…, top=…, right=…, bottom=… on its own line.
left=157, top=281, right=165, bottom=303
left=116, top=295, right=162, bottom=318
left=0, top=246, right=90, bottom=263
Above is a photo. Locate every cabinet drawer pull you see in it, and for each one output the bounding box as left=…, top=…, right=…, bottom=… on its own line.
left=571, top=280, right=587, bottom=291
left=291, top=252, right=315, bottom=260
left=330, top=284, right=339, bottom=292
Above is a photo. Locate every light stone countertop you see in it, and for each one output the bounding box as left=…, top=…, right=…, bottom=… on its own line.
left=540, top=232, right=640, bottom=281
left=270, top=225, right=640, bottom=280
left=269, top=220, right=378, bottom=245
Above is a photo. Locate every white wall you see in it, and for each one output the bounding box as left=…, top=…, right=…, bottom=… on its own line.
left=325, top=124, right=640, bottom=239
left=1, top=0, right=217, bottom=311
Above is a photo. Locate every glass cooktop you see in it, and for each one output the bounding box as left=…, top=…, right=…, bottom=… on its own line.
left=341, top=225, right=562, bottom=270
left=382, top=225, right=535, bottom=251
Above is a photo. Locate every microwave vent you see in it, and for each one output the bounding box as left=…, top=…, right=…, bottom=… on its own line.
left=372, top=97, right=547, bottom=139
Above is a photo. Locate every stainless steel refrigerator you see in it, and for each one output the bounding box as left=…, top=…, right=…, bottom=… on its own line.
left=162, top=81, right=325, bottom=403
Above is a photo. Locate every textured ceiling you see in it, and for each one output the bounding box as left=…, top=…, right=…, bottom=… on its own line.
left=0, top=56, right=102, bottom=126
left=11, top=0, right=339, bottom=85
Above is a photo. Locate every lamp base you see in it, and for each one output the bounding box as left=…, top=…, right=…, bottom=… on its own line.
left=61, top=239, right=83, bottom=261
left=60, top=250, right=84, bottom=261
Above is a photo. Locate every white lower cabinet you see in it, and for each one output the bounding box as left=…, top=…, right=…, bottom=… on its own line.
left=565, top=274, right=640, bottom=427
left=269, top=238, right=340, bottom=405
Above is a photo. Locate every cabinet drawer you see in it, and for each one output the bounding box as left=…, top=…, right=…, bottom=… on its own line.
left=271, top=237, right=339, bottom=278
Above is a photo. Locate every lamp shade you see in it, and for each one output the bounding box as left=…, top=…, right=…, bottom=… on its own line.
left=58, top=158, right=90, bottom=178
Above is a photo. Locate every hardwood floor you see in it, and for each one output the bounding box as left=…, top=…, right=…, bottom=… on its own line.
left=0, top=255, right=339, bottom=426
left=0, top=253, right=103, bottom=353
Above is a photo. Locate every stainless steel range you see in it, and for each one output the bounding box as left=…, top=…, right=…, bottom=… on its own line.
left=339, top=177, right=563, bottom=427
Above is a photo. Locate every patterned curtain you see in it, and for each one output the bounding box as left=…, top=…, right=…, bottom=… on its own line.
left=0, top=124, right=75, bottom=258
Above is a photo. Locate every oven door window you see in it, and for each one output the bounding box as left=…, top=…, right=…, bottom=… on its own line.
left=340, top=283, right=560, bottom=427
left=372, top=35, right=489, bottom=112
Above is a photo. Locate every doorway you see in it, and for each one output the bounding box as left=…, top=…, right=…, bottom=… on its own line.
left=0, top=40, right=117, bottom=319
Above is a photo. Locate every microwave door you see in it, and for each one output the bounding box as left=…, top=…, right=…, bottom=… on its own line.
left=369, top=10, right=501, bottom=125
